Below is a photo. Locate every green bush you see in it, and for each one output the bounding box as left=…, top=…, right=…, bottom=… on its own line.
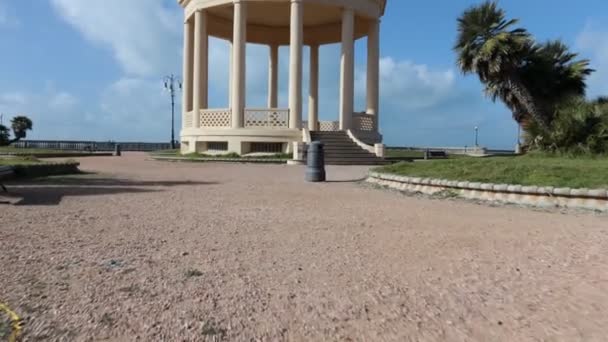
left=526, top=97, right=608, bottom=155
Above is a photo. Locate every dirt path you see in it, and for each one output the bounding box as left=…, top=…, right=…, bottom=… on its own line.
left=1, top=153, right=607, bottom=341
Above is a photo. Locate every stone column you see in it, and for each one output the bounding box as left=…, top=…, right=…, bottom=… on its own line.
left=308, top=44, right=319, bottom=131
left=192, top=10, right=208, bottom=128
left=231, top=1, right=246, bottom=128
left=228, top=40, right=233, bottom=107
left=339, top=7, right=355, bottom=130
left=182, top=17, right=194, bottom=119
left=288, top=0, right=303, bottom=129
left=367, top=19, right=380, bottom=132
left=268, top=44, right=279, bottom=108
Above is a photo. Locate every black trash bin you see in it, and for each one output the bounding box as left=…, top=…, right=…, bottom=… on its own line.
left=306, top=141, right=326, bottom=182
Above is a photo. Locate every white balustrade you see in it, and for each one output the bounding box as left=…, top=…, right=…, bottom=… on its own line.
left=353, top=112, right=375, bottom=131
left=199, top=109, right=232, bottom=128
left=245, top=108, right=289, bottom=128
left=319, top=121, right=340, bottom=131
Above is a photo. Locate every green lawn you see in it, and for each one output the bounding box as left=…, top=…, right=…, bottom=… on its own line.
left=0, top=156, right=46, bottom=166
left=0, top=146, right=66, bottom=154
left=376, top=154, right=608, bottom=189
left=385, top=149, right=425, bottom=159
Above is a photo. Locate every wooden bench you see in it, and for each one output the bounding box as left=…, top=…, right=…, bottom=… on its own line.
left=0, top=165, right=14, bottom=192
left=424, top=150, right=448, bottom=160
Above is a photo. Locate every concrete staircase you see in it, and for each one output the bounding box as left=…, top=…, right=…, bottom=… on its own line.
left=310, top=131, right=387, bottom=165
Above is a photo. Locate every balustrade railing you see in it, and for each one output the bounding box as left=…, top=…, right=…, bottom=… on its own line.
left=199, top=109, right=232, bottom=128
left=245, top=108, right=289, bottom=128
left=319, top=121, right=340, bottom=131
left=353, top=112, right=376, bottom=132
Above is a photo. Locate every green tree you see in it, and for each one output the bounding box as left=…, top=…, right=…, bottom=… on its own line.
left=10, top=116, right=33, bottom=140
left=483, top=40, right=593, bottom=126
left=454, top=1, right=549, bottom=131
left=521, top=40, right=593, bottom=121
left=0, top=115, right=33, bottom=146
left=0, top=125, right=9, bottom=145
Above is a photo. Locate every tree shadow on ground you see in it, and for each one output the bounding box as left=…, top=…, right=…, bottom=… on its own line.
left=324, top=177, right=369, bottom=183
left=0, top=175, right=218, bottom=206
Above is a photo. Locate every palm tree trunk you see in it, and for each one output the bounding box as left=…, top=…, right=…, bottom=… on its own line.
left=7, top=137, right=22, bottom=145
left=508, top=75, right=550, bottom=132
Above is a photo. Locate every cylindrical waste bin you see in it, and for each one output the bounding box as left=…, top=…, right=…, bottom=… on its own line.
left=306, top=141, right=326, bottom=182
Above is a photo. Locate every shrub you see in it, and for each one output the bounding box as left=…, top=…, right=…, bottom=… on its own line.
left=527, top=96, right=608, bottom=155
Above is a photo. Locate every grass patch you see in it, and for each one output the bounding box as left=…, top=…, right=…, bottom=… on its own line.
left=0, top=146, right=67, bottom=154
left=385, top=149, right=425, bottom=159
left=375, top=153, right=608, bottom=188
left=0, top=156, right=45, bottom=166
left=149, top=149, right=180, bottom=155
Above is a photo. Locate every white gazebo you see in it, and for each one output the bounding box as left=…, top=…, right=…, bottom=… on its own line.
left=178, top=0, right=386, bottom=156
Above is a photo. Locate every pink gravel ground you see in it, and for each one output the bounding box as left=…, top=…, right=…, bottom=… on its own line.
left=1, top=152, right=607, bottom=341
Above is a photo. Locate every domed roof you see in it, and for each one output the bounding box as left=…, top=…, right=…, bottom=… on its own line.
left=177, top=0, right=387, bottom=45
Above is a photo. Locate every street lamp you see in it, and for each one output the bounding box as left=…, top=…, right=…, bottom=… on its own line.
left=163, top=74, right=182, bottom=149
left=474, top=126, right=479, bottom=147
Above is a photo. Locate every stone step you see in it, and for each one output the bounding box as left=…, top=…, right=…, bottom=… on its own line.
left=310, top=130, right=385, bottom=165
left=312, top=139, right=354, bottom=144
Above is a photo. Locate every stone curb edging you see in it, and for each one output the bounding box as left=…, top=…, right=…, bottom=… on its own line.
left=367, top=171, right=608, bottom=212
left=151, top=155, right=288, bottom=164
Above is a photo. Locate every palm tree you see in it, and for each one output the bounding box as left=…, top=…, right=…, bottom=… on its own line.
left=0, top=125, right=9, bottom=145
left=521, top=40, right=594, bottom=121
left=594, top=96, right=608, bottom=105
left=484, top=40, right=594, bottom=126
left=455, top=1, right=550, bottom=131
left=9, top=116, right=33, bottom=143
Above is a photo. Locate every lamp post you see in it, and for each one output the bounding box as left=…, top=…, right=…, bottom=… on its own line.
left=515, top=124, right=522, bottom=154
left=163, top=74, right=182, bottom=149
left=474, top=126, right=479, bottom=147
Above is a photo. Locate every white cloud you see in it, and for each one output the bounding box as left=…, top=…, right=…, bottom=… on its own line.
left=0, top=92, right=27, bottom=105
left=576, top=22, right=608, bottom=97
left=356, top=57, right=456, bottom=111
left=50, top=0, right=182, bottom=77
left=49, top=91, right=78, bottom=110
left=0, top=0, right=19, bottom=28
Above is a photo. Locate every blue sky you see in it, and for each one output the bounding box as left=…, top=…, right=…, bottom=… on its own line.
left=0, top=0, right=607, bottom=149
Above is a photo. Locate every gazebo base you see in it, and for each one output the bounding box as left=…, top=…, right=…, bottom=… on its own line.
left=180, top=128, right=302, bottom=155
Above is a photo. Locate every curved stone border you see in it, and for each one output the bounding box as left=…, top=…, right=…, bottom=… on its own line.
left=367, top=171, right=608, bottom=212
left=151, top=155, right=288, bottom=164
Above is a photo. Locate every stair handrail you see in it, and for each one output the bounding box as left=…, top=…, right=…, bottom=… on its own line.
left=302, top=127, right=311, bottom=144
left=346, top=129, right=385, bottom=158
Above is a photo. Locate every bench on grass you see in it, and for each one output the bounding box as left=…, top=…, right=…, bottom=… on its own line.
left=0, top=165, right=14, bottom=192
left=424, top=150, right=448, bottom=160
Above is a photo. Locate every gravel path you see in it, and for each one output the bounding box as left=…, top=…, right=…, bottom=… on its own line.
left=1, top=153, right=607, bottom=341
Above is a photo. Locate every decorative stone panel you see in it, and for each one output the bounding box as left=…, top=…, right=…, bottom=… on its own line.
left=245, top=109, right=289, bottom=128
left=319, top=121, right=340, bottom=131
left=200, top=109, right=232, bottom=128
left=353, top=113, right=375, bottom=131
